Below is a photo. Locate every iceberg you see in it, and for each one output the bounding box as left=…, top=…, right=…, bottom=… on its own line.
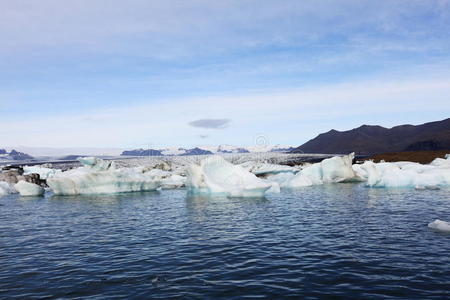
left=359, top=159, right=450, bottom=188
left=0, top=181, right=14, bottom=197
left=186, top=156, right=272, bottom=197
left=283, top=153, right=355, bottom=188
left=144, top=169, right=186, bottom=189
left=428, top=219, right=450, bottom=233
left=23, top=165, right=61, bottom=180
left=240, top=161, right=297, bottom=176
left=47, top=157, right=161, bottom=195
left=14, top=180, right=45, bottom=196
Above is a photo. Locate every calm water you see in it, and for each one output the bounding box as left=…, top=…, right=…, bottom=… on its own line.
left=1, top=184, right=449, bottom=299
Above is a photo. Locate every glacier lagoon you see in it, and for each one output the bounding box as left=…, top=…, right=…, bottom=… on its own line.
left=1, top=185, right=450, bottom=299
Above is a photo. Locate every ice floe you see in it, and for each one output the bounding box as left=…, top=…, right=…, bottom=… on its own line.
left=47, top=157, right=162, bottom=195
left=186, top=156, right=272, bottom=197
left=359, top=157, right=450, bottom=188
left=428, top=219, right=450, bottom=233
left=281, top=153, right=355, bottom=188
left=14, top=180, right=45, bottom=196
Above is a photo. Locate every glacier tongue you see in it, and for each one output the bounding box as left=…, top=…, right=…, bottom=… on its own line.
left=186, top=156, right=272, bottom=197
left=47, top=157, right=162, bottom=195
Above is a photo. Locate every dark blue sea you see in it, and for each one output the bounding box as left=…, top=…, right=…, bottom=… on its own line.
left=1, top=184, right=449, bottom=299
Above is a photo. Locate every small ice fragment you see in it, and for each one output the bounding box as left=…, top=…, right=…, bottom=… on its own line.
left=428, top=219, right=450, bottom=233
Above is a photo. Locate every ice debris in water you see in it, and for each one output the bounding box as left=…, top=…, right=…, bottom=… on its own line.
left=281, top=153, right=355, bottom=188
left=14, top=180, right=45, bottom=196
left=357, top=156, right=450, bottom=188
left=428, top=219, right=450, bottom=233
left=47, top=157, right=162, bottom=195
left=186, top=156, right=272, bottom=197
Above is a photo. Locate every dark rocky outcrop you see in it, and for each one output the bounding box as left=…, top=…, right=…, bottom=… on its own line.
left=292, top=118, right=450, bottom=155
left=0, top=166, right=47, bottom=187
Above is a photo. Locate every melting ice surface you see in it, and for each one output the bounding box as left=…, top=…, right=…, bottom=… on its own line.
left=47, top=157, right=162, bottom=195
left=14, top=181, right=45, bottom=197
left=186, top=156, right=272, bottom=197
left=281, top=153, right=356, bottom=188
left=354, top=156, right=450, bottom=188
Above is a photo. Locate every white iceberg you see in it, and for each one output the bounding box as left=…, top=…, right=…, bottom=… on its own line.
left=14, top=180, right=45, bottom=196
left=240, top=161, right=297, bottom=176
left=144, top=169, right=186, bottom=189
left=0, top=181, right=14, bottom=197
left=23, top=165, right=61, bottom=180
left=47, top=157, right=161, bottom=195
left=283, top=153, right=355, bottom=188
left=186, top=156, right=272, bottom=197
left=359, top=159, right=450, bottom=188
left=428, top=219, right=450, bottom=233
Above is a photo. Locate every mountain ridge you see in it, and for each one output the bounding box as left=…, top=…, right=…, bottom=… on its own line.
left=292, top=118, right=450, bottom=155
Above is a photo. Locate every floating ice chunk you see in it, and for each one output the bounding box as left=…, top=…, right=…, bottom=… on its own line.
left=78, top=156, right=116, bottom=171
left=144, top=169, right=186, bottom=189
left=283, top=153, right=355, bottom=188
left=266, top=181, right=281, bottom=194
left=352, top=163, right=368, bottom=181
left=186, top=156, right=272, bottom=197
left=428, top=219, right=450, bottom=233
left=23, top=166, right=61, bottom=179
left=321, top=153, right=355, bottom=182
left=47, top=158, right=161, bottom=195
left=0, top=181, right=14, bottom=197
left=14, top=180, right=45, bottom=196
left=265, top=172, right=296, bottom=185
left=359, top=160, right=450, bottom=188
left=241, top=162, right=297, bottom=176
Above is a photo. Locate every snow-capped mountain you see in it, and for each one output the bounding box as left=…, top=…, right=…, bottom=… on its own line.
left=0, top=149, right=34, bottom=161
left=121, top=145, right=295, bottom=156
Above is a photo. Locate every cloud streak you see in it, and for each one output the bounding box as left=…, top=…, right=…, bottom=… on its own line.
left=189, top=119, right=231, bottom=129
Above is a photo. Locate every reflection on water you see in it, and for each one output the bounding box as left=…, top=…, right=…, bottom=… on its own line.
left=1, top=185, right=450, bottom=299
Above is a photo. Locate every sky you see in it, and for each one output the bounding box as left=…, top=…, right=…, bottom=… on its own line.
left=1, top=0, right=449, bottom=152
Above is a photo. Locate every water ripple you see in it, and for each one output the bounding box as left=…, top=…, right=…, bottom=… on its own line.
left=1, top=185, right=450, bottom=299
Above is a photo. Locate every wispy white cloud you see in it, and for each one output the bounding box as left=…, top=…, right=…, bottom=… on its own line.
left=1, top=72, right=449, bottom=148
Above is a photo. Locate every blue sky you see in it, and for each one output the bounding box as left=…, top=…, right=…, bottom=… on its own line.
left=1, top=0, right=450, bottom=151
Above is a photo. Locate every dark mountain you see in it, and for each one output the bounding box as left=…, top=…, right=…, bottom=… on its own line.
left=270, top=146, right=295, bottom=153
left=121, top=149, right=163, bottom=156
left=217, top=148, right=249, bottom=154
left=180, top=147, right=213, bottom=156
left=292, top=118, right=450, bottom=155
left=2, top=149, right=34, bottom=160
left=0, top=149, right=6, bottom=155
